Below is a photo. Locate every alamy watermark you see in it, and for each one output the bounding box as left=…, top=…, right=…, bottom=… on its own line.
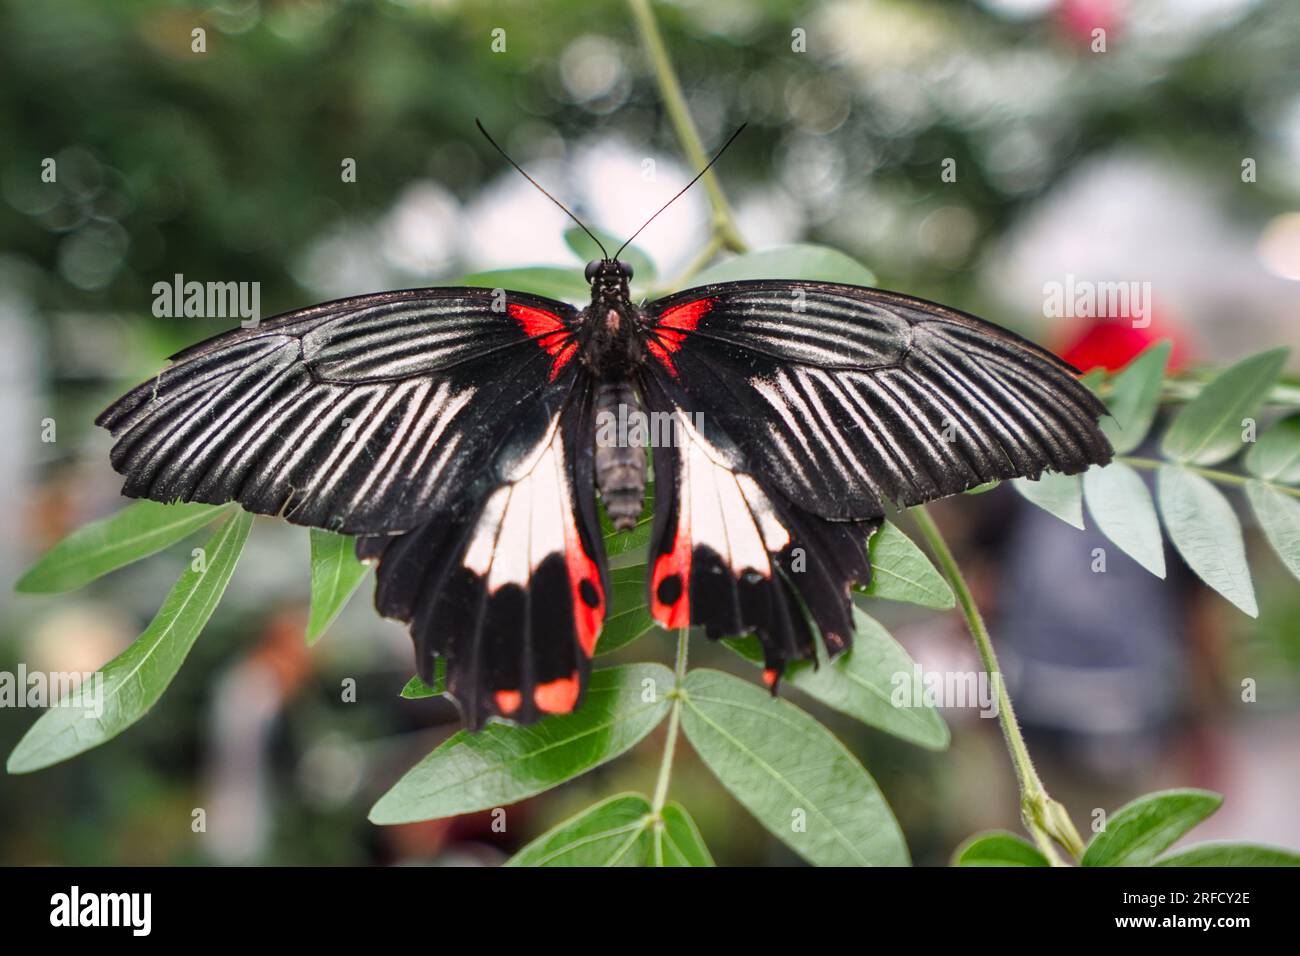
left=1042, top=274, right=1152, bottom=328
left=891, top=664, right=1001, bottom=718
left=50, top=886, right=150, bottom=936
left=0, top=666, right=104, bottom=719
left=152, top=273, right=261, bottom=328
left=596, top=404, right=704, bottom=448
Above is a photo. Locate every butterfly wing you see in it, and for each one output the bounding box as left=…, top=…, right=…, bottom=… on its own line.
left=639, top=371, right=876, bottom=685
left=100, top=287, right=605, bottom=728
left=98, top=288, right=584, bottom=535
left=640, top=279, right=1112, bottom=522
left=637, top=279, right=1113, bottom=681
left=357, top=369, right=607, bottom=728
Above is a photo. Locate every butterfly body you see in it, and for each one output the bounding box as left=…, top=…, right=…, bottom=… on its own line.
left=578, top=258, right=651, bottom=531
left=99, top=262, right=1113, bottom=729
left=578, top=259, right=645, bottom=377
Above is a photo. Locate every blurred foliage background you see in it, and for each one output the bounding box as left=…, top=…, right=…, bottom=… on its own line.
left=2, top=0, right=1299, bottom=866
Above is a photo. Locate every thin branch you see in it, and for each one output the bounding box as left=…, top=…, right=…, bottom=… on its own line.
left=1120, top=455, right=1300, bottom=499
left=911, top=505, right=1084, bottom=864
left=651, top=629, right=690, bottom=815
left=651, top=231, right=724, bottom=298
left=627, top=0, right=748, bottom=253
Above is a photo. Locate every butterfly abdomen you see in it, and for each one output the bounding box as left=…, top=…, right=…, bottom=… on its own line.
left=593, top=379, right=646, bottom=531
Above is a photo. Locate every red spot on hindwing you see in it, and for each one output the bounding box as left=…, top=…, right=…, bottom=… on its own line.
left=561, top=510, right=604, bottom=658
left=534, top=673, right=580, bottom=714
left=649, top=297, right=713, bottom=377
left=650, top=491, right=692, bottom=629
left=509, top=303, right=576, bottom=381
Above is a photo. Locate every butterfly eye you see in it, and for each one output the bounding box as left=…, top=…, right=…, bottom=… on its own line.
left=585, top=260, right=602, bottom=283
left=618, top=261, right=634, bottom=280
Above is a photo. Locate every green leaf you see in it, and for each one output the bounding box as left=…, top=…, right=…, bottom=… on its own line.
left=399, top=662, right=446, bottom=699
left=603, top=519, right=652, bottom=565
left=1246, top=480, right=1300, bottom=582
left=1081, top=789, right=1222, bottom=867
left=862, top=520, right=955, bottom=609
left=1161, top=347, right=1289, bottom=465
left=1157, top=465, right=1257, bottom=616
left=963, top=480, right=1001, bottom=495
left=1083, top=462, right=1166, bottom=578
left=369, top=663, right=674, bottom=823
left=505, top=794, right=714, bottom=867
left=679, top=668, right=909, bottom=866
left=7, top=510, right=254, bottom=773
left=1013, top=472, right=1084, bottom=529
left=1245, top=414, right=1300, bottom=484
left=458, top=267, right=589, bottom=303
left=1154, top=842, right=1300, bottom=867
left=596, top=567, right=658, bottom=657
left=728, top=608, right=950, bottom=750
left=507, top=794, right=655, bottom=867
left=694, top=244, right=877, bottom=286
left=16, top=501, right=229, bottom=594
left=601, top=482, right=654, bottom=569
left=1079, top=367, right=1108, bottom=390
left=305, top=529, right=370, bottom=645
left=657, top=802, right=714, bottom=866
left=1101, top=340, right=1170, bottom=454
left=563, top=226, right=657, bottom=283
left=953, top=831, right=1050, bottom=867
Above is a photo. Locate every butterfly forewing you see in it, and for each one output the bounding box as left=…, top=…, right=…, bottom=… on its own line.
left=98, top=288, right=584, bottom=535
left=640, top=279, right=1113, bottom=523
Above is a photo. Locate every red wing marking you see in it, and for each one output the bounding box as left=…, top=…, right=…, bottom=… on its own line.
left=648, top=298, right=713, bottom=376
left=657, top=298, right=713, bottom=346
left=534, top=673, right=580, bottom=714
left=495, top=689, right=523, bottom=715
left=650, top=489, right=692, bottom=629
left=563, top=512, right=605, bottom=657
left=509, top=303, right=577, bottom=381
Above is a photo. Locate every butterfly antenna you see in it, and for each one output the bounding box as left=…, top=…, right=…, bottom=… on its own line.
left=475, top=118, right=609, bottom=259
left=615, top=123, right=747, bottom=261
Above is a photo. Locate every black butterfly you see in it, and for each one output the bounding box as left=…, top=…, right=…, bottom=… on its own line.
left=97, top=125, right=1113, bottom=729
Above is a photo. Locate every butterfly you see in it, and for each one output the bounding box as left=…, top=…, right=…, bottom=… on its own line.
left=97, top=124, right=1113, bottom=729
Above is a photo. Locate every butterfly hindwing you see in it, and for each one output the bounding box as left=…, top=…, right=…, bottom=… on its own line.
left=97, top=288, right=584, bottom=536
left=640, top=373, right=877, bottom=686
left=358, top=371, right=608, bottom=729
left=641, top=280, right=1113, bottom=523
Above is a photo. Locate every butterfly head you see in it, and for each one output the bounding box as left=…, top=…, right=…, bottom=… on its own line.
left=585, top=259, right=633, bottom=300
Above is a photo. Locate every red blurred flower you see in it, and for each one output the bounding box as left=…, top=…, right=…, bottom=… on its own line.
left=1057, top=307, right=1191, bottom=373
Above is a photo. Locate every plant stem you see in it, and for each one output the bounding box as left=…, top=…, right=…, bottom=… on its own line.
left=651, top=628, right=690, bottom=815
left=1119, top=455, right=1300, bottom=499
left=1156, top=375, right=1300, bottom=410
left=911, top=505, right=1084, bottom=865
left=653, top=231, right=724, bottom=297
left=626, top=0, right=749, bottom=254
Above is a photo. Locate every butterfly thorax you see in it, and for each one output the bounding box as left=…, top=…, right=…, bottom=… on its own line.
left=583, top=260, right=647, bottom=531
left=580, top=265, right=643, bottom=378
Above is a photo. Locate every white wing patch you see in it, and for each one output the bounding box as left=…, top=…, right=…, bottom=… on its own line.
left=676, top=413, right=789, bottom=572
left=462, top=414, right=574, bottom=591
